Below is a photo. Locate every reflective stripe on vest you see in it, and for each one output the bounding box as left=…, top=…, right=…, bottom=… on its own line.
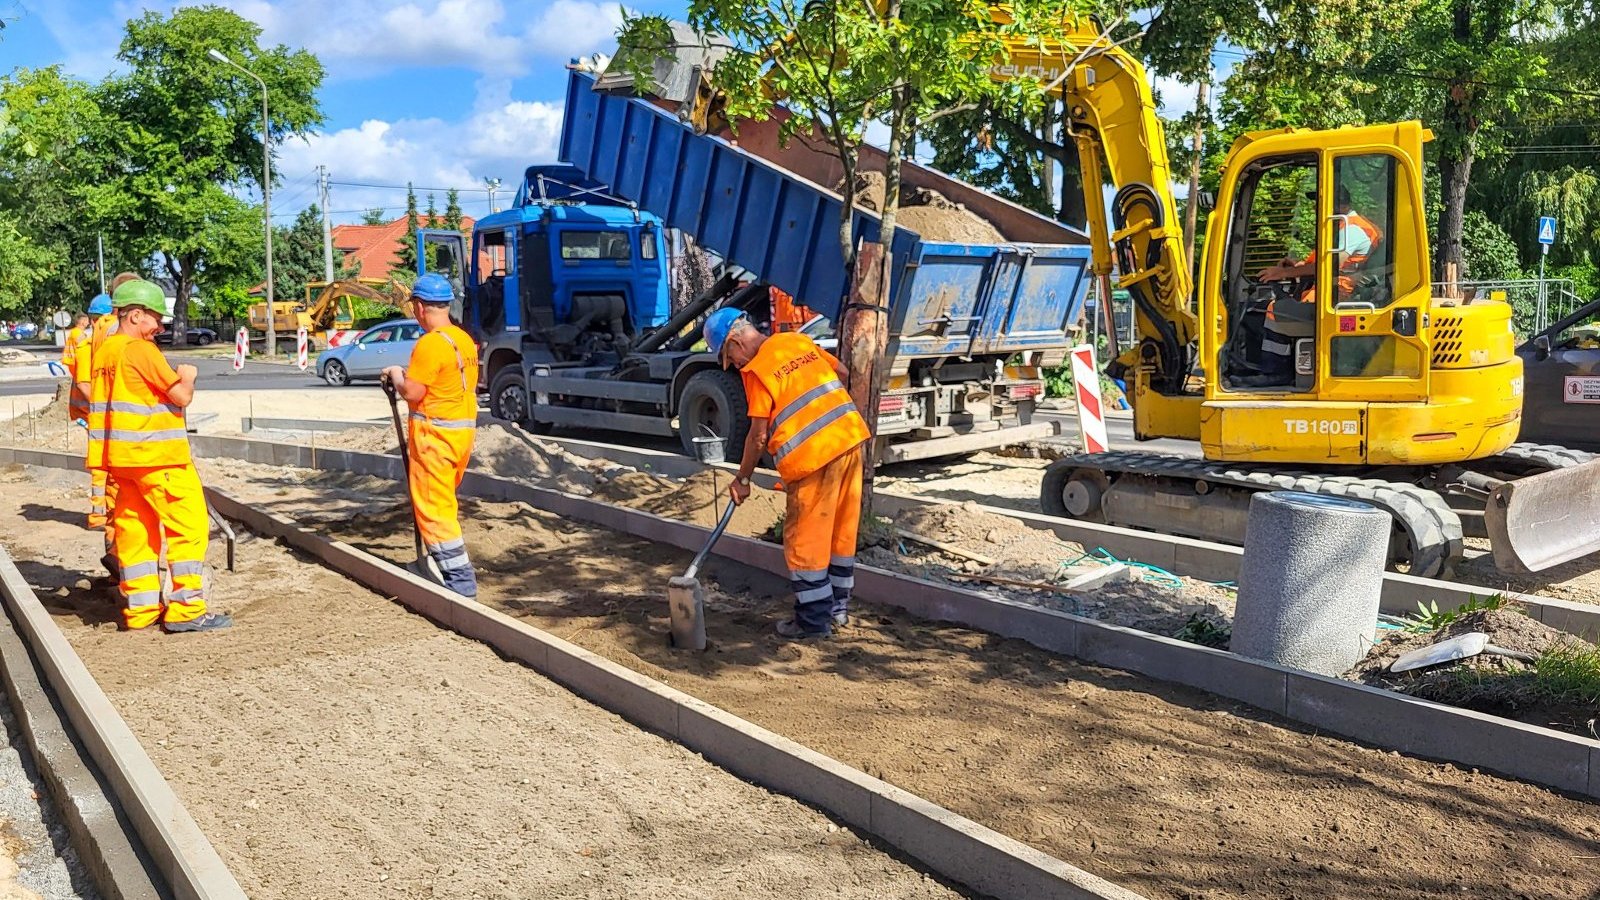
left=436, top=328, right=468, bottom=391
left=409, top=412, right=475, bottom=429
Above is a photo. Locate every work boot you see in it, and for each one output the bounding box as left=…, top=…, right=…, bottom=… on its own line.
left=163, top=612, right=233, bottom=633
left=99, top=553, right=120, bottom=581
left=832, top=612, right=850, bottom=628
left=775, top=618, right=831, bottom=640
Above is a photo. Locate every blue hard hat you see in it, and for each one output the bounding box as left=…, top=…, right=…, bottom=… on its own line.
left=412, top=273, right=454, bottom=304
left=704, top=307, right=746, bottom=365
left=88, top=293, right=112, bottom=316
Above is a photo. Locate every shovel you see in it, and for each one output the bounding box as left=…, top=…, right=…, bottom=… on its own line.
left=1390, top=631, right=1537, bottom=673
left=667, top=500, right=737, bottom=651
left=380, top=374, right=443, bottom=586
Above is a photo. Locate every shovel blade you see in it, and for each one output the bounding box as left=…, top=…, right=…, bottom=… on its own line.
left=1484, top=457, right=1600, bottom=574
left=1391, top=632, right=1489, bottom=673
left=667, top=576, right=707, bottom=651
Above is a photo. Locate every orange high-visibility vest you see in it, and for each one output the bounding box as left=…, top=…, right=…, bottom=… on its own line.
left=75, top=313, right=120, bottom=384
left=87, top=334, right=191, bottom=470
left=741, top=332, right=870, bottom=483
left=61, top=326, right=86, bottom=368
left=408, top=325, right=479, bottom=428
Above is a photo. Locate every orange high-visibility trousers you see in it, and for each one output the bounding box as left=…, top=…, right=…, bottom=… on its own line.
left=782, top=443, right=864, bottom=632
left=110, top=464, right=210, bottom=630
left=88, top=467, right=113, bottom=529
left=407, top=416, right=477, bottom=597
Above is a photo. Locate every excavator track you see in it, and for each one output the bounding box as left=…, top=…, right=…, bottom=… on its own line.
left=1040, top=452, right=1466, bottom=579
left=1482, top=442, right=1597, bottom=473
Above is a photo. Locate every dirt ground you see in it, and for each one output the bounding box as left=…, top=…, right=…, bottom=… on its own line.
left=0, top=465, right=966, bottom=900
left=195, top=458, right=1600, bottom=900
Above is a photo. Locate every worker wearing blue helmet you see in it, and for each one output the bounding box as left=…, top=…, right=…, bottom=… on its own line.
left=382, top=273, right=481, bottom=597
left=708, top=305, right=871, bottom=639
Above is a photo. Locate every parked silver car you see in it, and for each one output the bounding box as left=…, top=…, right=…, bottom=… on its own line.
left=316, top=319, right=421, bottom=387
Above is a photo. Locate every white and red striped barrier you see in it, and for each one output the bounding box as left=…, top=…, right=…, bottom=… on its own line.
left=1069, top=344, right=1108, bottom=454
left=233, top=327, right=248, bottom=372
left=296, top=327, right=309, bottom=371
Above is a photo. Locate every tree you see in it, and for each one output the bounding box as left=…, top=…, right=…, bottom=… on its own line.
left=0, top=67, right=124, bottom=315
left=1460, top=210, right=1524, bottom=281
left=360, top=208, right=388, bottom=225
left=84, top=6, right=323, bottom=340
left=618, top=1, right=1083, bottom=508
left=393, top=183, right=420, bottom=277
left=0, top=213, right=57, bottom=315
left=273, top=204, right=355, bottom=300
left=444, top=188, right=466, bottom=235
left=424, top=192, right=439, bottom=227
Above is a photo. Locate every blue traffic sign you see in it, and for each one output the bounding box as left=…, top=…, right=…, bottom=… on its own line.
left=1538, top=216, right=1558, bottom=246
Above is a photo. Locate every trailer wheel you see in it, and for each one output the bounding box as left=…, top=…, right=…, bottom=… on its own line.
left=679, top=369, right=749, bottom=463
left=490, top=367, right=548, bottom=434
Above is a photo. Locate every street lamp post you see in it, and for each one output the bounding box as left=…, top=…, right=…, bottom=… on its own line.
left=208, top=49, right=276, bottom=358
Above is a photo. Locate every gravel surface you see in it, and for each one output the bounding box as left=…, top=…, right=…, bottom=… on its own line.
left=0, top=692, right=97, bottom=899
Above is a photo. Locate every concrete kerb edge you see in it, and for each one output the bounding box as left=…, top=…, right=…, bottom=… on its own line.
left=0, top=561, right=164, bottom=900
left=0, top=523, right=246, bottom=899
left=202, top=482, right=1139, bottom=900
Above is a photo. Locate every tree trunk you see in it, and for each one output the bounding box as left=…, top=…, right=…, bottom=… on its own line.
left=840, top=87, right=911, bottom=521
left=1434, top=2, right=1478, bottom=283
left=1183, top=79, right=1209, bottom=263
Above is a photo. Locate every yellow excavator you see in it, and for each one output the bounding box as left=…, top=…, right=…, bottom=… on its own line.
left=645, top=10, right=1600, bottom=578
left=248, top=277, right=410, bottom=350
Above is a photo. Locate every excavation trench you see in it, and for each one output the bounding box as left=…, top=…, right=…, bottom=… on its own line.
left=194, top=456, right=1600, bottom=900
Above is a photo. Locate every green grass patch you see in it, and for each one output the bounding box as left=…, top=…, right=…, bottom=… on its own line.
left=1405, top=592, right=1517, bottom=633
left=1173, top=613, right=1230, bottom=649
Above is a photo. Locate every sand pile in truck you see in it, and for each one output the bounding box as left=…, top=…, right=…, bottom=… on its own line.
left=843, top=172, right=1007, bottom=244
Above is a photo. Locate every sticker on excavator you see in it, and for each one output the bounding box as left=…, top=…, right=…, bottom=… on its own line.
left=1563, top=376, right=1600, bottom=404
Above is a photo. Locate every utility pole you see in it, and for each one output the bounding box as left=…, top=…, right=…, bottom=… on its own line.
left=96, top=235, right=106, bottom=293
left=208, top=49, right=276, bottom=357
left=320, top=165, right=334, bottom=282
left=484, top=177, right=502, bottom=214
left=1183, top=77, right=1209, bottom=263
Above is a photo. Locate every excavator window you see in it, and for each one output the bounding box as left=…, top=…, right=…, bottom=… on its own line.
left=1326, top=153, right=1424, bottom=379
left=1218, top=154, right=1320, bottom=390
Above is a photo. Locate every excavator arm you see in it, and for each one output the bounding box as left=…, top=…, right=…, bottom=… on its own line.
left=303, top=278, right=411, bottom=334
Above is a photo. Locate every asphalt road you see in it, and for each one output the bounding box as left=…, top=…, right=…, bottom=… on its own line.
left=0, top=351, right=319, bottom=396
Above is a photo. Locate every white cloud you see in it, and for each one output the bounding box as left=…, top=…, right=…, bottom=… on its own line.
left=277, top=82, right=566, bottom=223
left=38, top=0, right=630, bottom=80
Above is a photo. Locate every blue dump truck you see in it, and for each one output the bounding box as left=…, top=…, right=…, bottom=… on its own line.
left=418, top=69, right=1095, bottom=463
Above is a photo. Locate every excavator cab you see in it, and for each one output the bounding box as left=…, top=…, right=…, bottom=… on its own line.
left=1197, top=122, right=1438, bottom=465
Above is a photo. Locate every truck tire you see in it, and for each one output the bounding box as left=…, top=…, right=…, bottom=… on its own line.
left=678, top=369, right=749, bottom=463
left=489, top=367, right=548, bottom=433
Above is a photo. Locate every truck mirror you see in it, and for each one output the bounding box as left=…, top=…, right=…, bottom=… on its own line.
left=1197, top=191, right=1215, bottom=211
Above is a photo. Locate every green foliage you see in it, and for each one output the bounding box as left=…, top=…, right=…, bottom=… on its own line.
left=1405, top=592, right=1516, bottom=633
left=1173, top=612, right=1230, bottom=649
left=1513, top=165, right=1600, bottom=267
left=444, top=188, right=466, bottom=235
left=0, top=213, right=58, bottom=315
left=273, top=204, right=355, bottom=300
left=1524, top=644, right=1600, bottom=707
left=83, top=5, right=324, bottom=333
left=393, top=184, right=420, bottom=277
left=360, top=209, right=388, bottom=225
left=1460, top=211, right=1524, bottom=281
left=198, top=282, right=254, bottom=318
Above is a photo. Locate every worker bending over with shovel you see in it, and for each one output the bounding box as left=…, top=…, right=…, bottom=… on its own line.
left=87, top=280, right=230, bottom=632
left=382, top=273, right=480, bottom=599
left=707, top=308, right=871, bottom=639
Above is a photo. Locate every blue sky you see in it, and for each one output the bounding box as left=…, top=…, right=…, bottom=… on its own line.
left=2, top=1, right=1217, bottom=225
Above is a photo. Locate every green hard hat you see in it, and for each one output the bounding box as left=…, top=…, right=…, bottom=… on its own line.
left=111, top=279, right=170, bottom=315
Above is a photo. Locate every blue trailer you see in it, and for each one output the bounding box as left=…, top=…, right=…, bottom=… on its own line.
left=422, top=69, right=1095, bottom=463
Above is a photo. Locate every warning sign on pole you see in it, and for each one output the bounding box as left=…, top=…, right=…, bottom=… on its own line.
left=1069, top=344, right=1108, bottom=454
left=295, top=327, right=309, bottom=371
left=233, top=327, right=249, bottom=372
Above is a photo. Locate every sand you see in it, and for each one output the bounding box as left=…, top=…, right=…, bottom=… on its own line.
left=0, top=465, right=964, bottom=900
left=193, top=459, right=1600, bottom=900
left=841, top=173, right=1006, bottom=244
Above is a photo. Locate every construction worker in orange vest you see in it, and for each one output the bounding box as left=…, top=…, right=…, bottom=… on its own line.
left=72, top=292, right=118, bottom=570
left=61, top=311, right=91, bottom=417
left=708, top=307, right=871, bottom=639
left=87, top=279, right=231, bottom=633
left=381, top=273, right=481, bottom=598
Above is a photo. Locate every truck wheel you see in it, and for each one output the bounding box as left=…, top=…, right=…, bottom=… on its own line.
left=679, top=369, right=749, bottom=463
left=490, top=367, right=549, bottom=434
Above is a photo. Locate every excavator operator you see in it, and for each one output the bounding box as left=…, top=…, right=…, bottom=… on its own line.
left=1255, top=186, right=1382, bottom=383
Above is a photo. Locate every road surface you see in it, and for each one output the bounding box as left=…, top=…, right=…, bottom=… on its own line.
left=0, top=352, right=319, bottom=397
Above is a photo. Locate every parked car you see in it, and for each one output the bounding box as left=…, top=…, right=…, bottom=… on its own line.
left=1517, top=297, right=1600, bottom=452
left=155, top=326, right=218, bottom=346
left=316, top=319, right=421, bottom=387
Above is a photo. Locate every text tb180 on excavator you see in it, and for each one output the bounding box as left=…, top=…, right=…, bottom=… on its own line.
left=659, top=9, right=1600, bottom=579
